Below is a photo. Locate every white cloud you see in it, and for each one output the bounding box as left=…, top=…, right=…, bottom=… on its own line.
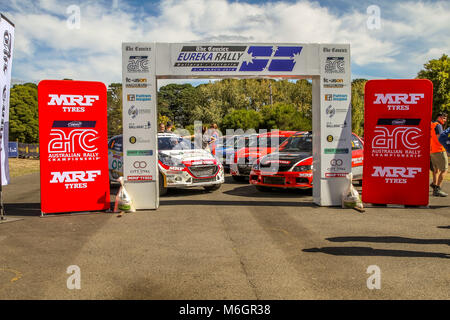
left=4, top=0, right=449, bottom=84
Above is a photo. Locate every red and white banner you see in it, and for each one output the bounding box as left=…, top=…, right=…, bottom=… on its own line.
left=38, top=80, right=110, bottom=214
left=362, top=79, right=433, bottom=206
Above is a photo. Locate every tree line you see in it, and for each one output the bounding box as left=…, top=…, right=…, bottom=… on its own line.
left=8, top=54, right=449, bottom=143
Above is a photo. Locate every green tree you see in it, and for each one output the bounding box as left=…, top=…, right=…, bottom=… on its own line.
left=260, top=102, right=311, bottom=131
left=417, top=54, right=450, bottom=119
left=9, top=83, right=39, bottom=143
left=222, top=109, right=262, bottom=130
left=351, top=79, right=367, bottom=137
left=107, top=83, right=122, bottom=137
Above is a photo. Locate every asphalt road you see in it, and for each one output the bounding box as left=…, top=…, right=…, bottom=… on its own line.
left=0, top=172, right=449, bottom=299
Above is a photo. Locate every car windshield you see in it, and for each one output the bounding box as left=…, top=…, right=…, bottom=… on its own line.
left=279, top=135, right=312, bottom=152
left=248, top=136, right=288, bottom=148
left=234, top=136, right=251, bottom=149
left=158, top=136, right=194, bottom=151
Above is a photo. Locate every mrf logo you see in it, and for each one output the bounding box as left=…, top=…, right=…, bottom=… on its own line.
left=371, top=166, right=421, bottom=184
left=239, top=46, right=302, bottom=72
left=50, top=170, right=101, bottom=190
left=373, top=93, right=424, bottom=111
left=48, top=94, right=99, bottom=112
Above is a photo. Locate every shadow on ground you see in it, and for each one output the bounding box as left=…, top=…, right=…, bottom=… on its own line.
left=4, top=202, right=41, bottom=217
left=302, top=246, right=450, bottom=259
left=326, top=236, right=450, bottom=246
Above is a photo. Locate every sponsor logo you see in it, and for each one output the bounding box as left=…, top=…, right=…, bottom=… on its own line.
left=67, top=121, right=82, bottom=128
left=325, top=172, right=348, bottom=178
left=371, top=166, right=422, bottom=184
left=125, top=77, right=148, bottom=88
left=323, top=47, right=348, bottom=53
left=48, top=94, right=99, bottom=112
left=326, top=105, right=335, bottom=118
left=128, top=105, right=151, bottom=119
left=326, top=120, right=348, bottom=129
left=374, top=93, right=424, bottom=111
left=127, top=175, right=153, bottom=181
left=324, top=148, right=349, bottom=154
left=372, top=120, right=423, bottom=158
left=323, top=78, right=345, bottom=88
left=129, top=121, right=151, bottom=130
left=129, top=136, right=151, bottom=144
left=127, top=56, right=149, bottom=73
left=325, top=94, right=347, bottom=101
left=133, top=161, right=147, bottom=169
left=297, top=173, right=313, bottom=178
left=326, top=158, right=347, bottom=173
left=127, top=150, right=153, bottom=156
left=3, top=30, right=12, bottom=73
left=48, top=121, right=100, bottom=162
left=324, top=57, right=345, bottom=73
left=50, top=170, right=101, bottom=189
left=129, top=161, right=152, bottom=175
left=125, top=45, right=152, bottom=52
left=330, top=159, right=343, bottom=166
left=325, top=105, right=347, bottom=118
left=127, top=94, right=151, bottom=101
left=352, top=157, right=363, bottom=164
left=174, top=45, right=302, bottom=72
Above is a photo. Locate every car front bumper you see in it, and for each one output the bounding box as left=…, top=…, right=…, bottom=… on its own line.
left=249, top=169, right=313, bottom=189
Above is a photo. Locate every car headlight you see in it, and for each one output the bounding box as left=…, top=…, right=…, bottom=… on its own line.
left=292, top=165, right=312, bottom=172
left=159, top=154, right=185, bottom=168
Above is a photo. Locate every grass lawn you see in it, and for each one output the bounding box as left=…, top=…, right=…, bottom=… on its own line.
left=8, top=158, right=40, bottom=178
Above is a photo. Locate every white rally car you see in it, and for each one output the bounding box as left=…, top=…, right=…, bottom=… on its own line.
left=108, top=133, right=224, bottom=195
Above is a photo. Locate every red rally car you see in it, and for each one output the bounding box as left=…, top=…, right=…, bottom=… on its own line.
left=249, top=131, right=364, bottom=191
left=230, top=130, right=298, bottom=181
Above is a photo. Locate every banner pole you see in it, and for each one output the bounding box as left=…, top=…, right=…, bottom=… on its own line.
left=0, top=133, right=4, bottom=221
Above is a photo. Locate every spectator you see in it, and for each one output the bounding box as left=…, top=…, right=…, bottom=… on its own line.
left=430, top=112, right=448, bottom=197
left=165, top=121, right=174, bottom=133
left=158, top=123, right=165, bottom=133
left=208, top=123, right=219, bottom=156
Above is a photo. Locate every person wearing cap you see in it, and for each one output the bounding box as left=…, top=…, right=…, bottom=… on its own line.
left=430, top=112, right=448, bottom=197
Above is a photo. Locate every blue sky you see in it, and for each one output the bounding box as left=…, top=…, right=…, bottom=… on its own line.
left=2, top=0, right=449, bottom=87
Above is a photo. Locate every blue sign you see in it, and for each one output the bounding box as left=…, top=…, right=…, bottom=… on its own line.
left=8, top=141, right=18, bottom=157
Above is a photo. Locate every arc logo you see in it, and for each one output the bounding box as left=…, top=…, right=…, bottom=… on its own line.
left=127, top=56, right=149, bottom=73
left=239, top=46, right=302, bottom=72
left=324, top=57, right=345, bottom=73
left=372, top=126, right=422, bottom=150
left=48, top=121, right=98, bottom=153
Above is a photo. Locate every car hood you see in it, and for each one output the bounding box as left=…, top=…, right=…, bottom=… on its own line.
left=159, top=149, right=217, bottom=164
left=259, top=151, right=312, bottom=166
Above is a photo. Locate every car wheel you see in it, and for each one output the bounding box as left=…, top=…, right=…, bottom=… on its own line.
left=204, top=184, right=221, bottom=192
left=159, top=173, right=168, bottom=196
left=255, top=185, right=271, bottom=192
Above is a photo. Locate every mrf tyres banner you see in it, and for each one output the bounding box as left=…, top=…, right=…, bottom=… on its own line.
left=362, top=79, right=433, bottom=206
left=38, top=80, right=110, bottom=214
left=0, top=14, right=14, bottom=185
